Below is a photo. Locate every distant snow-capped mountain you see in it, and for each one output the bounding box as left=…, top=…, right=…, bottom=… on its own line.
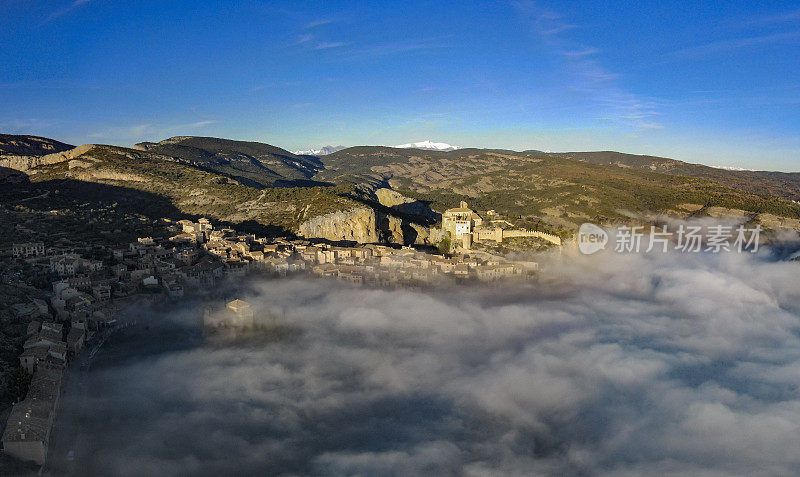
left=394, top=140, right=460, bottom=151
left=712, top=165, right=756, bottom=171
left=292, top=145, right=346, bottom=156
left=293, top=141, right=461, bottom=154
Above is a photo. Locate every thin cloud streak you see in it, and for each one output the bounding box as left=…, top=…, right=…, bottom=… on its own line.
left=342, top=38, right=451, bottom=60
left=671, top=31, right=800, bottom=59
left=86, top=120, right=217, bottom=143
left=562, top=47, right=600, bottom=58
left=734, top=8, right=800, bottom=27
left=295, top=34, right=313, bottom=45
left=314, top=41, right=347, bottom=50
left=305, top=19, right=334, bottom=29
left=41, top=0, right=92, bottom=25
left=514, top=1, right=662, bottom=131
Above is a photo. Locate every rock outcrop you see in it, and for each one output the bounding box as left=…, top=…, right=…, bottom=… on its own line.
left=71, top=168, right=149, bottom=183
left=410, top=223, right=446, bottom=245
left=299, top=207, right=381, bottom=243
left=374, top=188, right=439, bottom=220
left=0, top=144, right=95, bottom=172
left=298, top=206, right=444, bottom=245
left=375, top=188, right=413, bottom=208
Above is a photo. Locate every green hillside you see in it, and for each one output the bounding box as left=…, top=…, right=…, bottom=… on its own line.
left=553, top=150, right=800, bottom=201
left=6, top=136, right=800, bottom=241
left=317, top=146, right=800, bottom=234
left=26, top=144, right=357, bottom=234
left=134, top=136, right=324, bottom=188
left=0, top=134, right=74, bottom=156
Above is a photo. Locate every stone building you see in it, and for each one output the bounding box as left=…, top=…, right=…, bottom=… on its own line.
left=20, top=322, right=66, bottom=374
left=66, top=327, right=85, bottom=356
left=203, top=299, right=255, bottom=331
left=225, top=299, right=254, bottom=326
left=1, top=363, right=64, bottom=465
left=441, top=201, right=483, bottom=250
left=12, top=242, right=45, bottom=259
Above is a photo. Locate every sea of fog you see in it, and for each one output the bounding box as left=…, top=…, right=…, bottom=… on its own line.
left=47, top=247, right=800, bottom=476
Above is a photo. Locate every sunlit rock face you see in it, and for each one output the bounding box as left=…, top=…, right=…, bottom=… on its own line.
left=299, top=207, right=382, bottom=243
left=0, top=144, right=94, bottom=172
left=298, top=206, right=442, bottom=245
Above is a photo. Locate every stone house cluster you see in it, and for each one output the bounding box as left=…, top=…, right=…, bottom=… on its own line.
left=2, top=319, right=76, bottom=466
left=1, top=212, right=548, bottom=466
left=193, top=227, right=306, bottom=278
left=303, top=242, right=538, bottom=286
left=8, top=214, right=544, bottom=312
left=168, top=217, right=538, bottom=287
left=18, top=321, right=82, bottom=374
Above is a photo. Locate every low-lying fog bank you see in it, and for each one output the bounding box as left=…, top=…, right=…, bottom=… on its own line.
left=50, top=248, right=800, bottom=476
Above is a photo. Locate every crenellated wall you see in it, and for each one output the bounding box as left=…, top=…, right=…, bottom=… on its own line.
left=475, top=227, right=562, bottom=245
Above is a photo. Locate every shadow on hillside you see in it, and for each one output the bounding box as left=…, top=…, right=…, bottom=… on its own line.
left=2, top=178, right=187, bottom=219
left=170, top=160, right=271, bottom=189
left=0, top=178, right=293, bottom=239
left=225, top=219, right=294, bottom=238
left=349, top=195, right=439, bottom=226
left=0, top=166, right=29, bottom=184
left=273, top=179, right=336, bottom=188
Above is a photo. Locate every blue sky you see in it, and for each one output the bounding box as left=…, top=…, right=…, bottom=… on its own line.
left=1, top=1, right=799, bottom=170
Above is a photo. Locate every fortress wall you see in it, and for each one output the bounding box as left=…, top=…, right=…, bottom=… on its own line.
left=501, top=229, right=562, bottom=245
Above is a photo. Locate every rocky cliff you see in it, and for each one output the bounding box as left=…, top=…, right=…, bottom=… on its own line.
left=0, top=144, right=95, bottom=172
left=299, top=207, right=381, bottom=243
left=298, top=206, right=444, bottom=245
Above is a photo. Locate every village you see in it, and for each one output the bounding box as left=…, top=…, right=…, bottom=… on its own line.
left=0, top=201, right=556, bottom=468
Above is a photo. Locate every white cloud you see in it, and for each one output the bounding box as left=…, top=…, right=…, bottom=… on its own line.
left=295, top=33, right=313, bottom=45
left=314, top=41, right=347, bottom=50
left=50, top=243, right=800, bottom=475
left=305, top=19, right=334, bottom=29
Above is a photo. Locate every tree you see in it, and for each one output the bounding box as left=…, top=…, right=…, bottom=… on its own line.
left=437, top=235, right=451, bottom=254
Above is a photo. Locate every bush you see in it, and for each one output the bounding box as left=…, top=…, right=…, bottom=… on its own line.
left=437, top=235, right=451, bottom=254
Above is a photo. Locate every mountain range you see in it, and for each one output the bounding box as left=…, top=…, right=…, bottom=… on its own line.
left=133, top=136, right=324, bottom=188
left=393, top=140, right=460, bottom=151
left=292, top=140, right=461, bottom=155
left=291, top=145, right=347, bottom=156
left=0, top=134, right=73, bottom=156
left=548, top=151, right=800, bottom=202
left=3, top=134, right=799, bottom=245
